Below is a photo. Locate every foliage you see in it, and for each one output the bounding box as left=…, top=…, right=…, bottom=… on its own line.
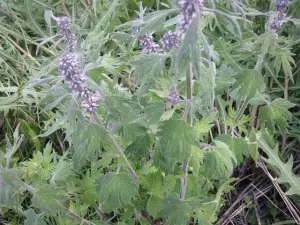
left=1, top=0, right=300, bottom=225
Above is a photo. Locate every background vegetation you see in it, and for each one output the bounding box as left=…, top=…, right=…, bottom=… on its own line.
left=0, top=0, right=300, bottom=224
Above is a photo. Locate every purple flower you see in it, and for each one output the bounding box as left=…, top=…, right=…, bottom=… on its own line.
left=269, top=11, right=287, bottom=33
left=178, top=0, right=204, bottom=31
left=56, top=16, right=71, bottom=31
left=166, top=91, right=181, bottom=105
left=59, top=53, right=85, bottom=94
left=56, top=16, right=100, bottom=113
left=138, top=34, right=160, bottom=54
left=274, top=0, right=289, bottom=12
left=58, top=53, right=99, bottom=113
left=82, top=94, right=100, bottom=113
left=160, top=31, right=180, bottom=51
left=56, top=16, right=77, bottom=52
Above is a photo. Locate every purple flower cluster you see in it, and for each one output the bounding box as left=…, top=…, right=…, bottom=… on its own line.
left=138, top=34, right=160, bottom=54
left=160, top=31, right=180, bottom=51
left=56, top=17, right=99, bottom=113
left=269, top=0, right=289, bottom=33
left=166, top=91, right=181, bottom=105
left=274, top=0, right=289, bottom=12
left=178, top=0, right=204, bottom=31
left=56, top=17, right=76, bottom=52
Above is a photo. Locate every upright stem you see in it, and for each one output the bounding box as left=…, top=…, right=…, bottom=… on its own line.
left=281, top=75, right=289, bottom=155
left=180, top=64, right=193, bottom=200
left=93, top=114, right=138, bottom=180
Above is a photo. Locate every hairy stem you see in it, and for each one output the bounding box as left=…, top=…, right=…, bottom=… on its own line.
left=281, top=75, right=289, bottom=155
left=93, top=114, right=138, bottom=180
left=180, top=64, right=193, bottom=200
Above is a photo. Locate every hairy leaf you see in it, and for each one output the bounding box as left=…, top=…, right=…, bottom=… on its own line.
left=154, top=119, right=196, bottom=172
left=159, top=194, right=191, bottom=225
left=203, top=141, right=236, bottom=180
left=218, top=135, right=258, bottom=164
left=31, top=186, right=65, bottom=216
left=97, top=172, right=139, bottom=212
left=259, top=98, right=295, bottom=132
left=24, top=209, right=47, bottom=225
left=233, top=69, right=264, bottom=100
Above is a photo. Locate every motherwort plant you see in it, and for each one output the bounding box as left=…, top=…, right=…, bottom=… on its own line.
left=55, top=16, right=99, bottom=113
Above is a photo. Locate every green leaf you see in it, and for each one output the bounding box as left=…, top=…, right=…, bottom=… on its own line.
left=97, top=172, right=139, bottom=212
left=72, top=123, right=112, bottom=170
left=274, top=49, right=295, bottom=82
left=176, top=15, right=202, bottom=75
left=194, top=113, right=217, bottom=139
left=126, top=126, right=152, bottom=159
left=31, top=186, right=65, bottom=216
left=159, top=194, right=191, bottom=225
left=50, top=161, right=75, bottom=184
left=195, top=178, right=236, bottom=225
left=146, top=195, right=164, bottom=219
left=132, top=54, right=165, bottom=92
left=217, top=135, right=258, bottom=164
left=0, top=179, right=23, bottom=209
left=154, top=120, right=196, bottom=172
left=259, top=98, right=295, bottom=132
left=24, top=209, right=47, bottom=225
left=203, top=141, right=236, bottom=180
left=140, top=171, right=164, bottom=198
left=257, top=132, right=300, bottom=196
left=233, top=69, right=265, bottom=100
left=144, top=101, right=165, bottom=125
left=215, top=64, right=236, bottom=94
left=80, top=172, right=99, bottom=206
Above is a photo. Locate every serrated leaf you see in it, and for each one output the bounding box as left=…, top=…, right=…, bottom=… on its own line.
left=195, top=178, right=236, bottom=225
left=146, top=195, right=164, bottom=219
left=189, top=146, right=204, bottom=174
left=0, top=179, right=23, bottom=209
left=216, top=64, right=237, bottom=94
left=274, top=49, right=295, bottom=82
left=160, top=108, right=176, bottom=121
left=154, top=120, right=196, bottom=172
left=50, top=161, right=75, bottom=184
left=203, top=141, right=236, bottom=180
left=80, top=172, right=99, bottom=206
left=259, top=98, right=295, bottom=132
left=126, top=126, right=152, bottom=159
left=159, top=194, right=191, bottom=225
left=97, top=172, right=139, bottom=212
left=233, top=69, right=264, bottom=100
left=132, top=54, right=165, bottom=92
left=257, top=132, right=300, bottom=196
left=73, top=123, right=112, bottom=170
left=140, top=171, right=164, bottom=198
left=217, top=135, right=257, bottom=164
left=24, top=209, right=47, bottom=225
left=194, top=113, right=217, bottom=139
left=144, top=101, right=165, bottom=125
left=31, top=186, right=65, bottom=216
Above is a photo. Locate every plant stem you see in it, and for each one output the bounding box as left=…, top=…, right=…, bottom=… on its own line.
left=216, top=95, right=227, bottom=133
left=180, top=64, right=193, bottom=201
left=93, top=114, right=138, bottom=180
left=281, top=75, right=289, bottom=155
